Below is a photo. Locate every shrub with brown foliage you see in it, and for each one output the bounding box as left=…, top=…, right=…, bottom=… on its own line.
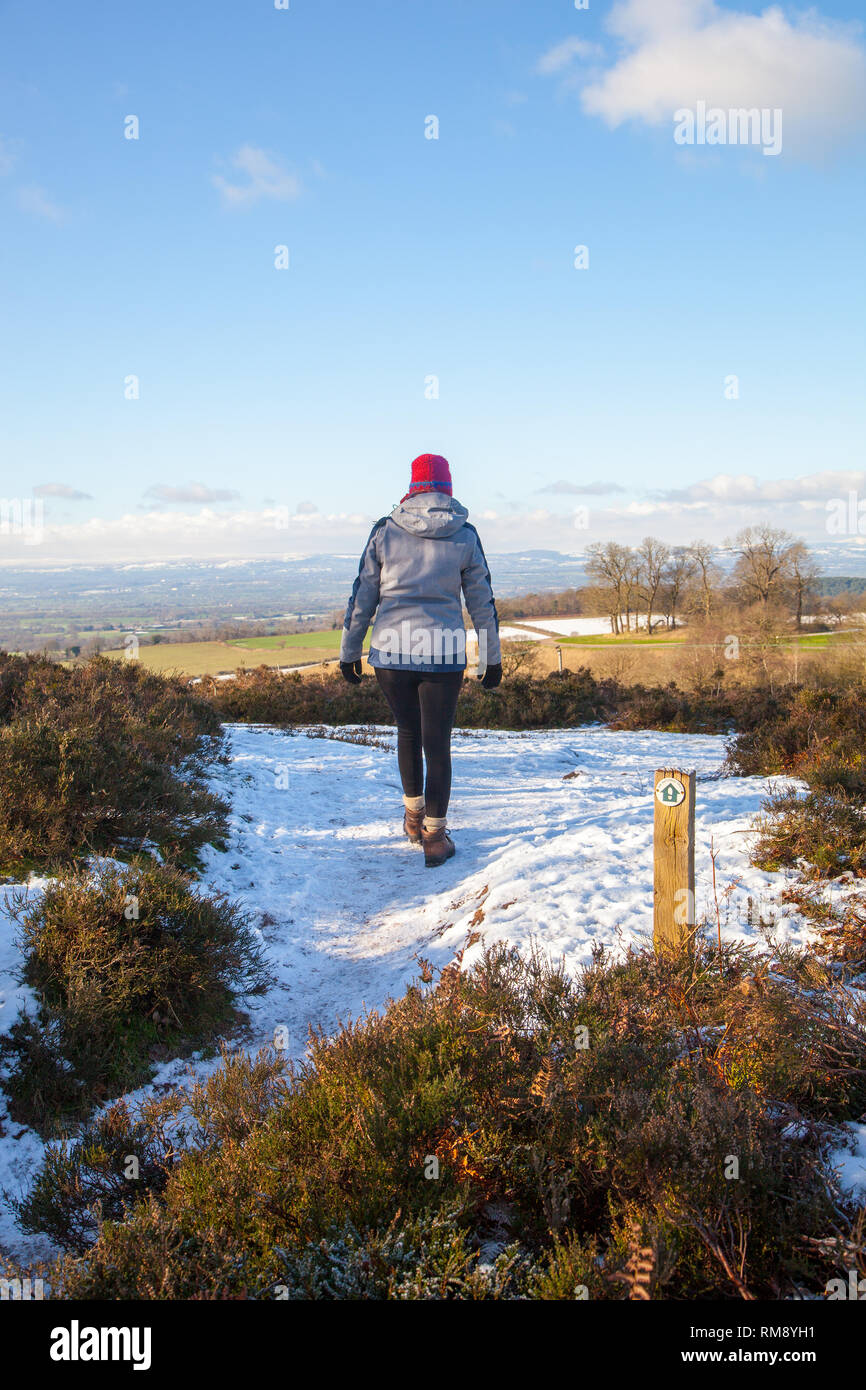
left=209, top=665, right=620, bottom=730
left=726, top=685, right=866, bottom=879
left=752, top=788, right=866, bottom=879
left=727, top=685, right=866, bottom=783
left=0, top=654, right=228, bottom=873
left=205, top=664, right=793, bottom=736
left=34, top=939, right=865, bottom=1301
left=0, top=860, right=271, bottom=1132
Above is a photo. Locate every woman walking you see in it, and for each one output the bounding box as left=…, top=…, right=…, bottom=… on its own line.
left=339, top=454, right=502, bottom=866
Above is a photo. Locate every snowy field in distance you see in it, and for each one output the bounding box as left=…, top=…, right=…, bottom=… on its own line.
left=466, top=617, right=668, bottom=643
left=522, top=616, right=664, bottom=636
left=465, top=624, right=555, bottom=645
left=517, top=617, right=612, bottom=636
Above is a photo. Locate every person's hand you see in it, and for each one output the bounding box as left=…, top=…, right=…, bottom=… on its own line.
left=340, top=660, right=363, bottom=685
left=478, top=662, right=502, bottom=690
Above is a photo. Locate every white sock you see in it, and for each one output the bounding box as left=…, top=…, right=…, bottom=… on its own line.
left=424, top=814, right=447, bottom=832
left=403, top=794, right=425, bottom=812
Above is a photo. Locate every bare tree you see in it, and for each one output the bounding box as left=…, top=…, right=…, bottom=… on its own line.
left=623, top=550, right=642, bottom=633
left=787, top=541, right=820, bottom=631
left=585, top=542, right=634, bottom=634
left=687, top=540, right=721, bottom=621
left=662, top=547, right=697, bottom=629
left=579, top=583, right=619, bottom=627
left=824, top=592, right=856, bottom=628
left=730, top=526, right=798, bottom=609
left=636, top=537, right=671, bottom=633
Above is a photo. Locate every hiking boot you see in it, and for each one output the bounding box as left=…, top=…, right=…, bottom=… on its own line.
left=422, top=825, right=456, bottom=868
left=403, top=806, right=424, bottom=844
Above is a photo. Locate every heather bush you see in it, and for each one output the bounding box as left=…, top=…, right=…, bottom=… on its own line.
left=41, top=940, right=865, bottom=1300
left=0, top=653, right=228, bottom=873
left=752, top=788, right=866, bottom=879
left=726, top=685, right=866, bottom=782
left=0, top=860, right=272, bottom=1131
left=205, top=665, right=786, bottom=735
left=11, top=1091, right=185, bottom=1253
left=725, top=685, right=866, bottom=879
left=780, top=884, right=866, bottom=976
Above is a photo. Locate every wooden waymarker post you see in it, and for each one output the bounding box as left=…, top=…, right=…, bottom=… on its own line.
left=653, top=768, right=696, bottom=954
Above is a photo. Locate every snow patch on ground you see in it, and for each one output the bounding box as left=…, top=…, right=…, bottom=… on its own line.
left=465, top=624, right=553, bottom=645
left=503, top=616, right=664, bottom=637
left=0, top=723, right=817, bottom=1264
left=829, top=1124, right=866, bottom=1200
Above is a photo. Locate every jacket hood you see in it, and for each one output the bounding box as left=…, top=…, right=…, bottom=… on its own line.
left=389, top=491, right=468, bottom=538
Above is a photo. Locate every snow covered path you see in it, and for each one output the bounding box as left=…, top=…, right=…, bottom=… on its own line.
left=199, top=723, right=807, bottom=1060
left=0, top=723, right=812, bottom=1262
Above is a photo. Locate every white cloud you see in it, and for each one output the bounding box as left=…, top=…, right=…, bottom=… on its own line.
left=535, top=38, right=604, bottom=75
left=609, top=0, right=718, bottom=40
left=33, top=483, right=92, bottom=499
left=0, top=506, right=381, bottom=563
left=144, top=483, right=242, bottom=504
left=539, top=0, right=866, bottom=157
left=212, top=145, right=302, bottom=207
left=654, top=470, right=866, bottom=504
left=537, top=480, right=627, bottom=496
left=480, top=470, right=866, bottom=547
left=2, top=472, right=864, bottom=562
left=16, top=184, right=66, bottom=222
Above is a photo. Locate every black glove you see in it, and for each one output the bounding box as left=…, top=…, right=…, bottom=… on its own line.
left=340, top=660, right=363, bottom=685
left=478, top=662, right=502, bottom=690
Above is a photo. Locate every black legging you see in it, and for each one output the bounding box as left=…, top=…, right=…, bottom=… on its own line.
left=375, top=667, right=463, bottom=818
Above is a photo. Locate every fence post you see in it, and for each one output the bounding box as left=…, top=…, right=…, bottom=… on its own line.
left=653, top=768, right=696, bottom=954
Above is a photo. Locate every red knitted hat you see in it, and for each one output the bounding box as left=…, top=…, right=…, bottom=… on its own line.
left=401, top=453, right=452, bottom=503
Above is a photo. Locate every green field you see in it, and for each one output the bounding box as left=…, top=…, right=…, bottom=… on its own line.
left=101, top=628, right=368, bottom=677
left=229, top=630, right=343, bottom=650
left=91, top=620, right=866, bottom=680
left=555, top=627, right=861, bottom=651
left=789, top=630, right=857, bottom=648
left=558, top=632, right=687, bottom=648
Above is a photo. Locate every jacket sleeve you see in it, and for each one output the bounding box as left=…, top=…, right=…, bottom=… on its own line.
left=339, top=521, right=385, bottom=663
left=461, top=526, right=501, bottom=667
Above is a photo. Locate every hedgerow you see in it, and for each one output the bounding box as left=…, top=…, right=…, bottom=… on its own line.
left=204, top=664, right=797, bottom=736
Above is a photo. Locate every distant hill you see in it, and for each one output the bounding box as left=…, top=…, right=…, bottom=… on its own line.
left=814, top=576, right=866, bottom=596
left=2, top=546, right=865, bottom=650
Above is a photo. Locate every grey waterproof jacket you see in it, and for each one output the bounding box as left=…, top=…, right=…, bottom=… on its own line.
left=339, top=492, right=501, bottom=672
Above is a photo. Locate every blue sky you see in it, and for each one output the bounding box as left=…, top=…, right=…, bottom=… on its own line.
left=1, top=0, right=864, bottom=560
